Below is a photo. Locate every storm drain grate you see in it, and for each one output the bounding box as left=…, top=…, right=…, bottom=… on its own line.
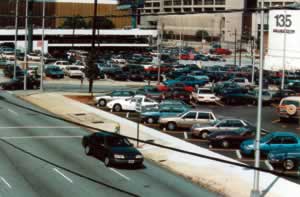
left=74, top=113, right=86, bottom=116
left=91, top=121, right=104, bottom=124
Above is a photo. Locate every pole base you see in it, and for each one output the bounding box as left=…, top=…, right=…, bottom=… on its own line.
left=250, top=190, right=260, bottom=197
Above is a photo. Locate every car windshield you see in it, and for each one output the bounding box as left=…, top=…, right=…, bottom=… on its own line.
left=52, top=67, right=61, bottom=71
left=107, top=137, right=131, bottom=147
left=282, top=100, right=300, bottom=107
left=260, top=133, right=273, bottom=143
left=69, top=67, right=80, bottom=70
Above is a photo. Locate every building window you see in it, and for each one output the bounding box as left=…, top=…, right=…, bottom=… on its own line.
left=153, top=2, right=160, bottom=7
left=174, top=0, right=181, bottom=6
left=204, top=0, right=213, bottom=5
left=194, top=0, right=202, bottom=5
left=164, top=1, right=172, bottom=6
left=215, top=0, right=225, bottom=5
left=194, top=8, right=202, bottom=12
left=184, top=0, right=192, bottom=5
left=164, top=8, right=172, bottom=12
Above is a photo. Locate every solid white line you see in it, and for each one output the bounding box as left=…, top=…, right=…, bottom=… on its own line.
left=7, top=109, right=18, bottom=116
left=53, top=168, right=73, bottom=183
left=236, top=150, right=242, bottom=159
left=184, top=132, right=188, bottom=139
left=0, top=136, right=82, bottom=140
left=264, top=160, right=274, bottom=171
left=109, top=168, right=130, bottom=181
left=1, top=177, right=12, bottom=189
left=0, top=126, right=80, bottom=129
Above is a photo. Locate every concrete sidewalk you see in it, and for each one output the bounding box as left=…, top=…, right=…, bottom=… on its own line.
left=21, top=93, right=300, bottom=197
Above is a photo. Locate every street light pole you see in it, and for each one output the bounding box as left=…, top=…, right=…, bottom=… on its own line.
left=40, top=0, right=46, bottom=91
left=13, top=0, right=19, bottom=80
left=24, top=0, right=29, bottom=90
left=251, top=0, right=264, bottom=196
left=157, top=23, right=162, bottom=85
left=281, top=10, right=287, bottom=90
left=234, top=29, right=237, bottom=65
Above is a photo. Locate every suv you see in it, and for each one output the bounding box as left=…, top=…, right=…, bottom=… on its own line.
left=191, top=88, right=220, bottom=103
left=94, top=90, right=135, bottom=107
left=159, top=110, right=217, bottom=130
left=278, top=96, right=300, bottom=121
left=82, top=132, right=143, bottom=167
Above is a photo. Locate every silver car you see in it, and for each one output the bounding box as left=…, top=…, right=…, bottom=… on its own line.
left=158, top=109, right=217, bottom=131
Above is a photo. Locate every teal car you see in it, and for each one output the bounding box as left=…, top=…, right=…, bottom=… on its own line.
left=240, top=132, right=300, bottom=156
left=268, top=148, right=300, bottom=170
left=45, top=65, right=64, bottom=78
left=164, top=76, right=207, bottom=87
left=141, top=103, right=191, bottom=124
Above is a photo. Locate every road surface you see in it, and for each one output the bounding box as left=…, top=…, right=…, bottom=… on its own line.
left=0, top=92, right=217, bottom=197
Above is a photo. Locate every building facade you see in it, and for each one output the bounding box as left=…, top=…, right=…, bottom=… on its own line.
left=140, top=0, right=257, bottom=42
left=0, top=0, right=131, bottom=29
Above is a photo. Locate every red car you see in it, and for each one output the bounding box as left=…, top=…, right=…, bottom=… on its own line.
left=180, top=54, right=190, bottom=60
left=145, top=65, right=171, bottom=73
left=157, top=83, right=195, bottom=92
left=162, top=90, right=191, bottom=103
left=215, top=48, right=232, bottom=55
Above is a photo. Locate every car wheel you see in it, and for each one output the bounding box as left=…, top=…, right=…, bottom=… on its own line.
left=167, top=122, right=176, bottom=131
left=147, top=117, right=155, bottom=124
left=104, top=156, right=111, bottom=167
left=221, top=140, right=230, bottom=148
left=201, top=130, right=209, bottom=139
left=98, top=99, right=107, bottom=107
left=283, top=159, right=296, bottom=170
left=84, top=145, right=92, bottom=155
left=113, top=104, right=122, bottom=112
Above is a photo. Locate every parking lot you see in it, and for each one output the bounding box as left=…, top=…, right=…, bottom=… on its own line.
left=83, top=100, right=300, bottom=183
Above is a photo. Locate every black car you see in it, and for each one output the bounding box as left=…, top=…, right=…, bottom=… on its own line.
left=108, top=70, right=128, bottom=81
left=0, top=76, right=40, bottom=90
left=3, top=65, right=24, bottom=78
left=144, top=71, right=163, bottom=81
left=82, top=132, right=144, bottom=167
left=128, top=71, right=144, bottom=81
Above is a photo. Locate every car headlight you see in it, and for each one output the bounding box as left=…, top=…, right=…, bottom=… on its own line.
left=245, top=145, right=253, bottom=150
left=114, top=154, right=125, bottom=159
left=136, top=155, right=143, bottom=159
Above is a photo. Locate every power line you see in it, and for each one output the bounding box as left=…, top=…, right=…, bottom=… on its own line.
left=0, top=97, right=299, bottom=180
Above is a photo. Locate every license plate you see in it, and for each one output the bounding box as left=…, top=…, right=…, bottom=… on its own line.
left=128, top=160, right=135, bottom=164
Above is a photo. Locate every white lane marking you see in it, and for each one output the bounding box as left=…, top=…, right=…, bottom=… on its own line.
left=1, top=177, right=12, bottom=189
left=0, top=136, right=82, bottom=140
left=0, top=126, right=80, bottom=129
left=53, top=168, right=73, bottom=183
left=184, top=132, right=188, bottom=139
left=236, top=150, right=242, bottom=159
left=264, top=160, right=274, bottom=171
left=109, top=168, right=130, bottom=181
left=7, top=109, right=18, bottom=116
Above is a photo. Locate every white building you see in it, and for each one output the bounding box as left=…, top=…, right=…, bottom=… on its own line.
left=140, top=0, right=250, bottom=42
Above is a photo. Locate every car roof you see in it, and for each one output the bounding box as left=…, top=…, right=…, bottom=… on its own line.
left=281, top=96, right=300, bottom=101
left=270, top=132, right=298, bottom=137
left=186, top=109, right=213, bottom=113
left=94, top=132, right=121, bottom=138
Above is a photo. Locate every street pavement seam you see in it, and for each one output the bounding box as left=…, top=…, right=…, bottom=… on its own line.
left=0, top=176, right=12, bottom=189
left=0, top=136, right=82, bottom=140
left=109, top=168, right=131, bottom=181
left=7, top=108, right=18, bottom=116
left=53, top=168, right=73, bottom=183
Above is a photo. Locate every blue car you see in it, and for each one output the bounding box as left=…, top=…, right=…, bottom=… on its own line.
left=45, top=65, right=64, bottom=78
left=240, top=132, right=300, bottom=156
left=268, top=148, right=300, bottom=170
left=164, top=76, right=207, bottom=87
left=141, top=103, right=190, bottom=124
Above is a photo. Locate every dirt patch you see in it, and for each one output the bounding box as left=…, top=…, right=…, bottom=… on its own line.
left=66, top=95, right=94, bottom=105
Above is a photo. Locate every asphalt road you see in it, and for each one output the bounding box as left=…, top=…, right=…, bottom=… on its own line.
left=0, top=92, right=217, bottom=197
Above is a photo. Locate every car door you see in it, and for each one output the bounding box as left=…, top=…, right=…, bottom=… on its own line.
left=126, top=97, right=138, bottom=111
left=196, top=112, right=212, bottom=125
left=265, top=136, right=283, bottom=154
left=215, top=120, right=232, bottom=131
left=178, top=112, right=197, bottom=128
left=281, top=136, right=298, bottom=149
left=90, top=135, right=105, bottom=158
left=111, top=91, right=122, bottom=101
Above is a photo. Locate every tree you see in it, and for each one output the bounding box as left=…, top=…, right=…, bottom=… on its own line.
left=195, top=30, right=209, bottom=41
left=84, top=51, right=99, bottom=94
left=60, top=15, right=88, bottom=29
left=87, top=16, right=115, bottom=29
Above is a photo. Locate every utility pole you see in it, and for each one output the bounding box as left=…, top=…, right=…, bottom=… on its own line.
left=40, top=0, right=46, bottom=91
left=91, top=0, right=98, bottom=50
left=234, top=29, right=237, bottom=66
left=239, top=36, right=242, bottom=67
left=13, top=0, right=19, bottom=80
left=24, top=0, right=29, bottom=90
left=157, top=23, right=162, bottom=85
left=251, top=38, right=255, bottom=84
left=28, top=0, right=33, bottom=52
left=251, top=0, right=264, bottom=196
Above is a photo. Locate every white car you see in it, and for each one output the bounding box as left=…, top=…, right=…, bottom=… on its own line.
left=64, top=66, right=83, bottom=78
left=94, top=90, right=135, bottom=107
left=107, top=95, right=158, bottom=112
left=27, top=53, right=41, bottom=61
left=111, top=56, right=127, bottom=64
left=230, top=78, right=253, bottom=88
left=191, top=88, right=220, bottom=103
left=2, top=51, right=15, bottom=60
left=53, top=61, right=72, bottom=70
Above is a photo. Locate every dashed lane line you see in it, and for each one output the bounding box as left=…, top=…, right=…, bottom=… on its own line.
left=53, top=168, right=73, bottom=183
left=1, top=177, right=12, bottom=189
left=109, top=168, right=130, bottom=181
